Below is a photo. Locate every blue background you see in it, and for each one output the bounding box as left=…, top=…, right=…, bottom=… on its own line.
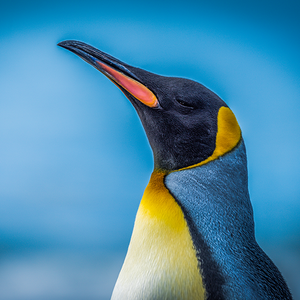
left=0, top=0, right=299, bottom=299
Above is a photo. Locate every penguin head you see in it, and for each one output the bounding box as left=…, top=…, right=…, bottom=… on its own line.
left=58, top=40, right=241, bottom=171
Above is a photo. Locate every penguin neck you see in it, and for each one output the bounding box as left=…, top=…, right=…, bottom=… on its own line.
left=111, top=171, right=206, bottom=300
left=165, top=140, right=253, bottom=242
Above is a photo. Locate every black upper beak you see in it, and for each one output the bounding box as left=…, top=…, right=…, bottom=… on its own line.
left=58, top=40, right=139, bottom=81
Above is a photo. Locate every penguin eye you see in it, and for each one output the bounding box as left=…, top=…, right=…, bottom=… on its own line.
left=176, top=99, right=195, bottom=109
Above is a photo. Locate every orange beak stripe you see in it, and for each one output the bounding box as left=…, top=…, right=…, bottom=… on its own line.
left=96, top=61, right=158, bottom=108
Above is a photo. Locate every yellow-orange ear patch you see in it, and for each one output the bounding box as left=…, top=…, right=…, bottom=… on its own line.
left=214, top=106, right=241, bottom=157
left=177, top=106, right=241, bottom=171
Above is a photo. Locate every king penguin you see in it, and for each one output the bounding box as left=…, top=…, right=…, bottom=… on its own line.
left=58, top=40, right=292, bottom=300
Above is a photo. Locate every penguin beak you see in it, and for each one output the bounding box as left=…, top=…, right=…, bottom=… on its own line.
left=58, top=40, right=158, bottom=108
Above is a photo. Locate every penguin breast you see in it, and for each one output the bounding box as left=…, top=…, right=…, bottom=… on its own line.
left=111, top=171, right=206, bottom=300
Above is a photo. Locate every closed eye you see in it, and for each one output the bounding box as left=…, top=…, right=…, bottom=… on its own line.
left=176, top=99, right=195, bottom=109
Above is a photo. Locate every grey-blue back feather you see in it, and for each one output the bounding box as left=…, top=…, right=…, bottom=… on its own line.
left=165, top=140, right=292, bottom=299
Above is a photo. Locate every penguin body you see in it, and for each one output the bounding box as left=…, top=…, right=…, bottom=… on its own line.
left=58, top=40, right=293, bottom=299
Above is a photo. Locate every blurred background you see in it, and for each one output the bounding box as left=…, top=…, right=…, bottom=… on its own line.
left=0, top=0, right=299, bottom=299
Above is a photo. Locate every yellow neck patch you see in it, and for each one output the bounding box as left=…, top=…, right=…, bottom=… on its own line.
left=111, top=171, right=206, bottom=300
left=139, top=171, right=187, bottom=231
left=178, top=106, right=241, bottom=172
